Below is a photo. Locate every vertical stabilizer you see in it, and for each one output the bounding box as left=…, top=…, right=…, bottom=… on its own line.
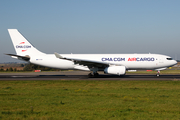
left=8, top=29, right=45, bottom=56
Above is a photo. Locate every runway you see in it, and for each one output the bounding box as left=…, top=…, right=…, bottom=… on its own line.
left=0, top=71, right=180, bottom=81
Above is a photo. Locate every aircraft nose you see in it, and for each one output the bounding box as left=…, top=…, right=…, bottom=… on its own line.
left=174, top=60, right=178, bottom=65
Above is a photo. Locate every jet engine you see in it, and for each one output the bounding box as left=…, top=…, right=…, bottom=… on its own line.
left=104, top=66, right=126, bottom=75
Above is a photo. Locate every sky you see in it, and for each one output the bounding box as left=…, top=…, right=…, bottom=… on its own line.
left=1, top=0, right=180, bottom=63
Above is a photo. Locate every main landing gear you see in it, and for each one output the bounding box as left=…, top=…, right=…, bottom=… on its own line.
left=88, top=68, right=99, bottom=78
left=88, top=72, right=99, bottom=78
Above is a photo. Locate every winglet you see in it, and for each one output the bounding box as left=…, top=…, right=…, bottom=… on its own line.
left=54, top=52, right=64, bottom=59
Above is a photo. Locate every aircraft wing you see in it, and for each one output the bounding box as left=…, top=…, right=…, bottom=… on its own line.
left=5, top=54, right=30, bottom=61
left=54, top=52, right=120, bottom=68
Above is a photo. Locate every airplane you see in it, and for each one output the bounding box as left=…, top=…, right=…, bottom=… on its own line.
left=6, top=29, right=177, bottom=77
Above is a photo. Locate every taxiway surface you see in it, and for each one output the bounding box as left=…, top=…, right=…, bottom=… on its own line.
left=0, top=71, right=180, bottom=81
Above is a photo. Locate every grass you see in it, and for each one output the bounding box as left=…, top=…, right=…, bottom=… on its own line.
left=0, top=80, right=180, bottom=119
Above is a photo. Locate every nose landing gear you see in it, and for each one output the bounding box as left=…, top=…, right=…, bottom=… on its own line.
left=156, top=70, right=160, bottom=76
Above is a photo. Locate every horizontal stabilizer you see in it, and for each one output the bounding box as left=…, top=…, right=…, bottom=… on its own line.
left=5, top=53, right=30, bottom=61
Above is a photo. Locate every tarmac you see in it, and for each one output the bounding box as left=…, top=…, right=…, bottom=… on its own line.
left=0, top=71, right=180, bottom=81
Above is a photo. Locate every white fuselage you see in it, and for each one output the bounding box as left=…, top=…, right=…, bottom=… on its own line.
left=29, top=54, right=177, bottom=71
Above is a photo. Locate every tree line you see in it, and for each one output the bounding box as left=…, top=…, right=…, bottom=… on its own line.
left=0, top=63, right=60, bottom=72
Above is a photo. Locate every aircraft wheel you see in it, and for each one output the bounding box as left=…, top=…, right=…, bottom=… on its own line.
left=156, top=71, right=160, bottom=77
left=94, top=72, right=99, bottom=77
left=88, top=73, right=93, bottom=78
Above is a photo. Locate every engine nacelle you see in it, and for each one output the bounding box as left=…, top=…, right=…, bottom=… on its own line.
left=104, top=66, right=126, bottom=75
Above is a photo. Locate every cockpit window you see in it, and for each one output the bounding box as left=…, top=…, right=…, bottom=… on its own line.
left=167, top=58, right=173, bottom=60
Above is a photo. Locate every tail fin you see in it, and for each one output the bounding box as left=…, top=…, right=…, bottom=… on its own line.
left=8, top=29, right=45, bottom=56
